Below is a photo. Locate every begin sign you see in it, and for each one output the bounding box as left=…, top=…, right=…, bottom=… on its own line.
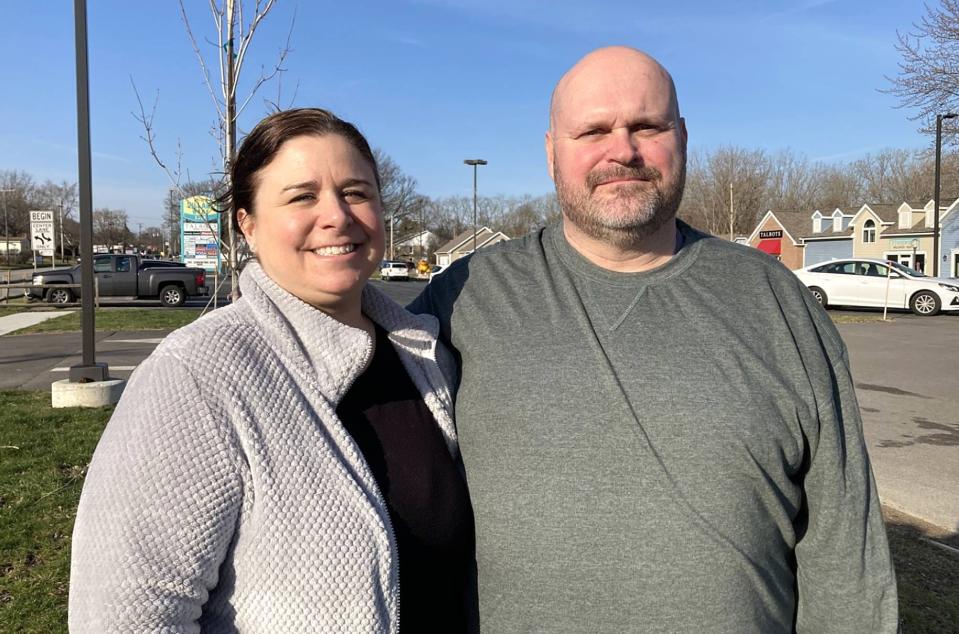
left=30, top=210, right=56, bottom=257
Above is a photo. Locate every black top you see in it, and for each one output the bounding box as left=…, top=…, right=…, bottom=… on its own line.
left=336, top=324, right=476, bottom=633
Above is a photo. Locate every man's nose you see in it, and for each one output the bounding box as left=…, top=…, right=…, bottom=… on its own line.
left=605, top=127, right=641, bottom=165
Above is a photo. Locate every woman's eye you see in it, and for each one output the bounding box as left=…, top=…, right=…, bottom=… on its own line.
left=290, top=192, right=315, bottom=203
left=343, top=190, right=369, bottom=202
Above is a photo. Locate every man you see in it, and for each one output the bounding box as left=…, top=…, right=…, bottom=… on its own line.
left=410, top=46, right=898, bottom=632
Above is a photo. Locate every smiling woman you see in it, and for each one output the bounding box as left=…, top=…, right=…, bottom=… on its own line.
left=68, top=109, right=477, bottom=633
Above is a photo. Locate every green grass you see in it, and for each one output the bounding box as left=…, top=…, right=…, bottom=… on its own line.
left=7, top=308, right=202, bottom=335
left=0, top=391, right=113, bottom=633
left=0, top=389, right=956, bottom=632
left=830, top=313, right=894, bottom=324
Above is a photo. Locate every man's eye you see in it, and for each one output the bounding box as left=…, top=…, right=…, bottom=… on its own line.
left=579, top=128, right=606, bottom=138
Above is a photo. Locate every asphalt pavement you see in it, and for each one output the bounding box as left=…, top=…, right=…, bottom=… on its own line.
left=836, top=315, right=959, bottom=534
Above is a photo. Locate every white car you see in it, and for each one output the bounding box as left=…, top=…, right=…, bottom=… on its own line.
left=793, top=258, right=959, bottom=316
left=380, top=261, right=410, bottom=281
left=428, top=264, right=449, bottom=282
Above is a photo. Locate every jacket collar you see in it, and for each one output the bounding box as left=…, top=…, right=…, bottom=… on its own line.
left=238, top=261, right=440, bottom=404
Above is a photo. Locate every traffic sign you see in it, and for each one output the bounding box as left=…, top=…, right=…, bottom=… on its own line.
left=30, top=210, right=56, bottom=257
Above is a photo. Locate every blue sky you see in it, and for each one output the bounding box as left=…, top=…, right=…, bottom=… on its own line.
left=0, top=0, right=934, bottom=228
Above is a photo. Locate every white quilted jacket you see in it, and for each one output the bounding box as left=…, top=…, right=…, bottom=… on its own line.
left=69, top=262, right=459, bottom=633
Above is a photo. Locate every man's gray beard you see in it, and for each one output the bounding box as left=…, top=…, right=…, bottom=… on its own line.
left=555, top=162, right=686, bottom=249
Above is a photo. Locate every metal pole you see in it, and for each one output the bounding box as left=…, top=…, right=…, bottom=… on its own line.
left=934, top=114, right=943, bottom=278
left=58, top=201, right=65, bottom=263
left=729, top=182, right=734, bottom=241
left=70, top=0, right=107, bottom=382
left=472, top=165, right=478, bottom=253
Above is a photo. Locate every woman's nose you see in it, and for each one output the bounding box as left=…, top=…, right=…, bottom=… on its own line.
left=315, top=193, right=353, bottom=230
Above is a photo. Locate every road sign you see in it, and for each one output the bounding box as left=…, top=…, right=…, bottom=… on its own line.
left=30, top=210, right=56, bottom=257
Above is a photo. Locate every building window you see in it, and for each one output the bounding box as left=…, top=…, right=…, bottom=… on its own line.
left=862, top=219, right=876, bottom=243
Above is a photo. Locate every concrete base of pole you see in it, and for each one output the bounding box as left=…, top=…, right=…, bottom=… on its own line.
left=51, top=378, right=125, bottom=408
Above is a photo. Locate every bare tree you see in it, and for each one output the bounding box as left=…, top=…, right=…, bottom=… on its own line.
left=679, top=147, right=769, bottom=237
left=884, top=0, right=959, bottom=138
left=132, top=0, right=295, bottom=296
left=375, top=149, right=420, bottom=259
left=93, top=208, right=132, bottom=247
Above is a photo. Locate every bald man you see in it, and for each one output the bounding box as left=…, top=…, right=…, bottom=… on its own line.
left=411, top=47, right=898, bottom=633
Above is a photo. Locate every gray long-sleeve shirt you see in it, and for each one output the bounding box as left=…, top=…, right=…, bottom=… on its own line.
left=410, top=220, right=898, bottom=633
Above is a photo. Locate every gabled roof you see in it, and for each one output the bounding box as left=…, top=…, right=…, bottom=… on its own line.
left=848, top=203, right=900, bottom=227
left=803, top=208, right=853, bottom=239
left=435, top=227, right=501, bottom=254
left=393, top=229, right=435, bottom=247
left=748, top=210, right=808, bottom=246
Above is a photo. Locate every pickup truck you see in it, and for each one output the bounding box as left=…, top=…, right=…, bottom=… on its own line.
left=29, top=254, right=208, bottom=307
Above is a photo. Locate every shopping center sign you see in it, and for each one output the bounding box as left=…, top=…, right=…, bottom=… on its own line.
left=179, top=195, right=221, bottom=272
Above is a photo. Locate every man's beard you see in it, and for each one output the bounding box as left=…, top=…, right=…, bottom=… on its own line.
left=555, top=160, right=686, bottom=248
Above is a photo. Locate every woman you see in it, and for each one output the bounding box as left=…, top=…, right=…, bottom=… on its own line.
left=69, top=108, right=476, bottom=633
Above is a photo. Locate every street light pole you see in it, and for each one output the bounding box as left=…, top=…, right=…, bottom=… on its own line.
left=463, top=159, right=487, bottom=254
left=933, top=112, right=957, bottom=278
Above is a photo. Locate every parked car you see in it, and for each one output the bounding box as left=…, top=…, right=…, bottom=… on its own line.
left=429, top=264, right=449, bottom=282
left=29, top=254, right=208, bottom=307
left=380, top=261, right=410, bottom=281
left=792, top=258, right=959, bottom=316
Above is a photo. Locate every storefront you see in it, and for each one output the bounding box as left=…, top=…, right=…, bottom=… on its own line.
left=747, top=210, right=806, bottom=270
left=884, top=237, right=926, bottom=274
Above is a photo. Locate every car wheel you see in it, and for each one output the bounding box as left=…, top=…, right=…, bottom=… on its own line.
left=46, top=287, right=74, bottom=304
left=910, top=291, right=940, bottom=316
left=808, top=286, right=828, bottom=307
left=159, top=285, right=186, bottom=307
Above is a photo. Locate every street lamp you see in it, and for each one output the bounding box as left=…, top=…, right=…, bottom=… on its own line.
left=463, top=159, right=487, bottom=254
left=933, top=112, right=957, bottom=277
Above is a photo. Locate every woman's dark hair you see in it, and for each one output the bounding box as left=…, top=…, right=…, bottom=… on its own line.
left=220, top=108, right=380, bottom=234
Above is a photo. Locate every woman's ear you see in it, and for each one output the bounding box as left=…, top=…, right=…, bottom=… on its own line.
left=237, top=209, right=255, bottom=251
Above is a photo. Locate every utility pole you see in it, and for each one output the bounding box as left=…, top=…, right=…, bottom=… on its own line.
left=729, top=182, right=734, bottom=241
left=0, top=189, right=13, bottom=266
left=58, top=200, right=65, bottom=263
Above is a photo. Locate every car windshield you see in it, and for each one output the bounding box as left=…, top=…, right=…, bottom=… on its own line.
left=888, top=261, right=925, bottom=277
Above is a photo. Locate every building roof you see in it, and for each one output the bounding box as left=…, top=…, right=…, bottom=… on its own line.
left=393, top=229, right=435, bottom=248
left=435, top=227, right=495, bottom=254
left=803, top=226, right=853, bottom=240
left=754, top=210, right=809, bottom=246
left=861, top=203, right=900, bottom=223
left=877, top=226, right=933, bottom=237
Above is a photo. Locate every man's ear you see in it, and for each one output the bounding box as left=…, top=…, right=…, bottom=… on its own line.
left=545, top=131, right=555, bottom=182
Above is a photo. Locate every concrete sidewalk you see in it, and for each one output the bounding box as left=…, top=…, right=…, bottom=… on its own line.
left=0, top=310, right=73, bottom=336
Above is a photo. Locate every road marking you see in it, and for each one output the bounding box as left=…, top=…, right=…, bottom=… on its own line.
left=51, top=366, right=137, bottom=372
left=104, top=338, right=164, bottom=344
